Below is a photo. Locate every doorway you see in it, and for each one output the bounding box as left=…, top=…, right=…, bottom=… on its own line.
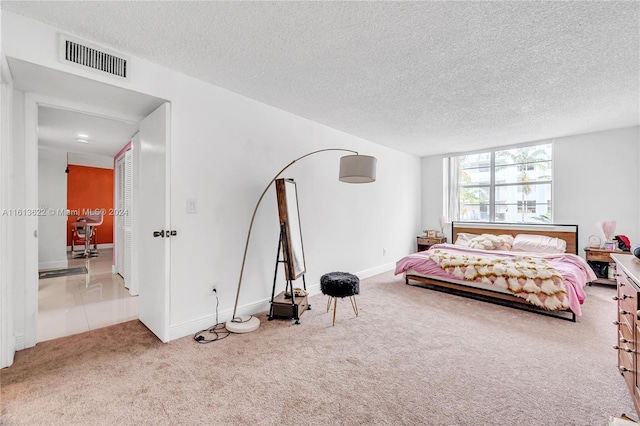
left=36, top=105, right=139, bottom=342
left=6, top=57, right=171, bottom=353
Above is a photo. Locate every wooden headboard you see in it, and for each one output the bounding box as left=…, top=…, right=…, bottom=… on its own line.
left=451, top=222, right=579, bottom=255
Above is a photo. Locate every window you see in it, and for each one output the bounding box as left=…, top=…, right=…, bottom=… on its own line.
left=445, top=142, right=552, bottom=223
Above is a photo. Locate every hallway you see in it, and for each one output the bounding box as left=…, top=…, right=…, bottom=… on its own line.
left=37, top=249, right=138, bottom=342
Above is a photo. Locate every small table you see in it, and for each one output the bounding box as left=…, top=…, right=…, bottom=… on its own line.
left=417, top=236, right=446, bottom=252
left=584, top=247, right=631, bottom=285
left=72, top=214, right=103, bottom=258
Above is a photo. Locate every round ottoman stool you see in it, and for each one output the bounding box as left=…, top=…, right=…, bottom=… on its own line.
left=320, top=272, right=359, bottom=326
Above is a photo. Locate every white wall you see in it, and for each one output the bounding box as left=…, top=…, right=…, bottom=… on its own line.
left=554, top=126, right=639, bottom=250
left=165, top=66, right=421, bottom=336
left=421, top=155, right=445, bottom=237
left=37, top=146, right=68, bottom=269
left=2, top=12, right=421, bottom=342
left=421, top=126, right=640, bottom=254
left=68, top=152, right=114, bottom=169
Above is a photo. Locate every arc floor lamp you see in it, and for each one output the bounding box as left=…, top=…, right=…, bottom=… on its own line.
left=225, top=149, right=377, bottom=333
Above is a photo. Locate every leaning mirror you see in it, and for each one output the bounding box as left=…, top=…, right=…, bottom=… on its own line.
left=275, top=178, right=306, bottom=280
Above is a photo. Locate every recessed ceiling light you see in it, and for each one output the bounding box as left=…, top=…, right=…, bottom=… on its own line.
left=76, top=139, right=89, bottom=144
left=78, top=133, right=89, bottom=138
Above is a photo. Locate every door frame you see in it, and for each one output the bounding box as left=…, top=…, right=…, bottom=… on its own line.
left=1, top=56, right=15, bottom=368
left=21, top=92, right=159, bottom=348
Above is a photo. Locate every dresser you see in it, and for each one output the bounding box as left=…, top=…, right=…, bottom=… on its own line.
left=611, top=253, right=640, bottom=416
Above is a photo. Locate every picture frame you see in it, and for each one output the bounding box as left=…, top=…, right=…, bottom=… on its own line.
left=426, top=230, right=436, bottom=238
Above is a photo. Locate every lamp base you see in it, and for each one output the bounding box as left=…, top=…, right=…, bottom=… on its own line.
left=225, top=315, right=260, bottom=333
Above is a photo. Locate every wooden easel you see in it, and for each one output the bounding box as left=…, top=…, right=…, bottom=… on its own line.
left=268, top=223, right=310, bottom=324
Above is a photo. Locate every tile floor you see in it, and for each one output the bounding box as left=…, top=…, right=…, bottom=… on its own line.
left=37, top=249, right=138, bottom=342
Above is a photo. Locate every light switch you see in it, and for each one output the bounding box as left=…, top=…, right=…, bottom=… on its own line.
left=186, top=199, right=197, bottom=214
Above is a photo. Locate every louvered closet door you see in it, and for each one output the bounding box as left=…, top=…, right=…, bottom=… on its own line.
left=116, top=156, right=125, bottom=277
left=123, top=149, right=133, bottom=289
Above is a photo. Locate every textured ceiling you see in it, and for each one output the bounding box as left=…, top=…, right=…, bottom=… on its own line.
left=3, top=1, right=639, bottom=157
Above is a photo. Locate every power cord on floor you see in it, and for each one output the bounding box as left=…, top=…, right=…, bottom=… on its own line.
left=193, top=293, right=230, bottom=344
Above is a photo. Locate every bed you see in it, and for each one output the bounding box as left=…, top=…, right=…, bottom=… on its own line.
left=395, top=222, right=597, bottom=321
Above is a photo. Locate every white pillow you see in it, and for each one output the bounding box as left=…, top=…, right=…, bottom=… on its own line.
left=454, top=233, right=478, bottom=247
left=511, top=234, right=566, bottom=254
left=467, top=234, right=514, bottom=251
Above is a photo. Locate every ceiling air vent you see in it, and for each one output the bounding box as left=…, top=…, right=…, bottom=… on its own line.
left=59, top=35, right=129, bottom=80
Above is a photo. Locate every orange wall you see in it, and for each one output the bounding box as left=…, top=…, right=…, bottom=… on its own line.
left=67, top=165, right=114, bottom=246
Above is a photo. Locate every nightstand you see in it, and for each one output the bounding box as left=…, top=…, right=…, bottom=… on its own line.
left=584, top=247, right=631, bottom=285
left=417, top=236, right=446, bottom=252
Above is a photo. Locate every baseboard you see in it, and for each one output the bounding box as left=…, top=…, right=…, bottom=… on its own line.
left=38, top=260, right=69, bottom=270
left=305, top=263, right=393, bottom=297
left=306, top=283, right=321, bottom=296
left=14, top=332, right=25, bottom=351
left=169, top=262, right=395, bottom=341
left=0, top=334, right=16, bottom=368
left=169, top=298, right=271, bottom=341
left=66, top=243, right=113, bottom=252
left=355, top=262, right=395, bottom=279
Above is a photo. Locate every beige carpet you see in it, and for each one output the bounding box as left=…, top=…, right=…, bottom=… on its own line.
left=1, top=270, right=636, bottom=425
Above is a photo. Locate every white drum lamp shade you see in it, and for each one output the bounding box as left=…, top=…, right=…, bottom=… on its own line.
left=339, top=155, right=377, bottom=183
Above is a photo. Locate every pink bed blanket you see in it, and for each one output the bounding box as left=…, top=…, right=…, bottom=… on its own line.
left=395, top=244, right=597, bottom=316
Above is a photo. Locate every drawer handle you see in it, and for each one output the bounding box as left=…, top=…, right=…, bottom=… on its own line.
left=614, top=320, right=622, bottom=326
left=619, top=366, right=632, bottom=373
left=615, top=294, right=634, bottom=300
left=614, top=345, right=635, bottom=353
left=620, top=337, right=634, bottom=344
left=620, top=309, right=633, bottom=316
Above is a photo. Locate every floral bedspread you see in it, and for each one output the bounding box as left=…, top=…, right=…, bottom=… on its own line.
left=427, top=249, right=569, bottom=311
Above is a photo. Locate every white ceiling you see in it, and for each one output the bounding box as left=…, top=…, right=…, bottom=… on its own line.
left=38, top=106, right=139, bottom=157
left=3, top=1, right=639, bottom=157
